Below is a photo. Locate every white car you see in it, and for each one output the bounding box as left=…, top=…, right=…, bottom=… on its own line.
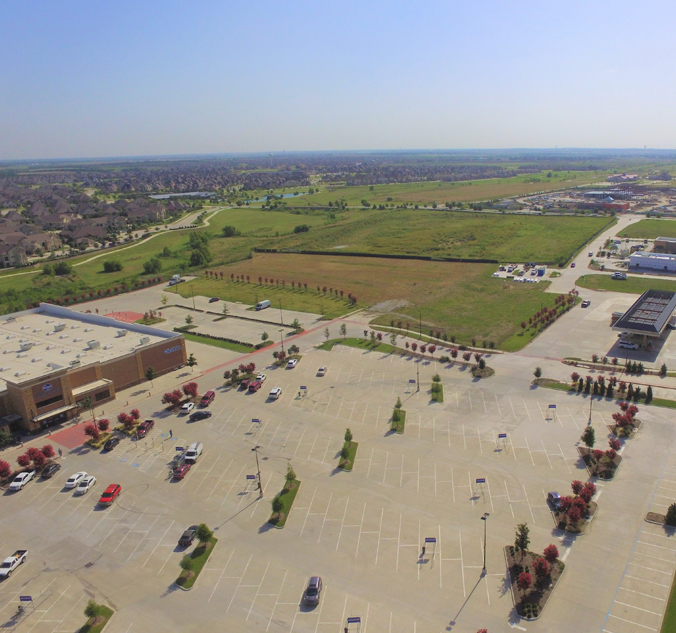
left=75, top=476, right=96, bottom=495
left=9, top=471, right=35, bottom=491
left=269, top=387, right=282, bottom=400
left=619, top=341, right=639, bottom=350
left=65, top=471, right=88, bottom=489
left=317, top=367, right=327, bottom=377
left=181, top=402, right=195, bottom=414
left=287, top=359, right=298, bottom=369
left=256, top=373, right=267, bottom=383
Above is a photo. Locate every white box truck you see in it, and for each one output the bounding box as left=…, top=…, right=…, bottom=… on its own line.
left=255, top=300, right=271, bottom=311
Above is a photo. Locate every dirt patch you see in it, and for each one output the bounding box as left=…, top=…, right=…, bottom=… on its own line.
left=370, top=299, right=410, bottom=313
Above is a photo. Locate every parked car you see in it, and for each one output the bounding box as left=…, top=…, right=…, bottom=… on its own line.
left=104, top=437, right=120, bottom=451
left=619, top=341, right=639, bottom=350
left=199, top=390, right=215, bottom=407
left=287, top=358, right=298, bottom=369
left=181, top=402, right=195, bottom=414
left=98, top=484, right=121, bottom=506
left=184, top=442, right=203, bottom=463
left=570, top=262, right=576, bottom=268
left=190, top=410, right=212, bottom=422
left=178, top=525, right=198, bottom=547
left=9, top=471, right=35, bottom=491
left=41, top=463, right=61, bottom=479
left=240, top=379, right=251, bottom=390
left=65, top=471, right=88, bottom=489
left=317, top=367, right=327, bottom=377
left=256, top=373, right=267, bottom=383
left=173, top=463, right=191, bottom=479
left=581, top=300, right=591, bottom=308
left=248, top=380, right=262, bottom=393
left=303, top=576, right=323, bottom=606
left=208, top=297, right=219, bottom=303
left=547, top=491, right=562, bottom=511
left=136, top=419, right=154, bottom=438
left=269, top=387, right=282, bottom=400
left=75, top=476, right=97, bottom=495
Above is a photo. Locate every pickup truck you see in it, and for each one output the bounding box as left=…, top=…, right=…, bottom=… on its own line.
left=0, top=550, right=27, bottom=578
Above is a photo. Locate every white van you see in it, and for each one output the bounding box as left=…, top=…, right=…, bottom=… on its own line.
left=184, top=442, right=203, bottom=463
left=255, top=300, right=271, bottom=311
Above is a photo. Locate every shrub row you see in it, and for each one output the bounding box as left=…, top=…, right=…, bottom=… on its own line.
left=172, top=328, right=254, bottom=348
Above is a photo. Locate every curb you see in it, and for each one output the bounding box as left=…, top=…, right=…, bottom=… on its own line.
left=173, top=540, right=218, bottom=592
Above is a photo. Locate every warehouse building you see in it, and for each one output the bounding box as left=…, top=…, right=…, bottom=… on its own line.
left=629, top=251, right=676, bottom=273
left=0, top=304, right=186, bottom=433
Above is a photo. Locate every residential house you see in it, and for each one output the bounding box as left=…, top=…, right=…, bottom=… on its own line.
left=0, top=245, right=27, bottom=268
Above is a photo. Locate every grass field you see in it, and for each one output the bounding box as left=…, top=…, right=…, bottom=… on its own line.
left=576, top=274, right=676, bottom=294
left=272, top=171, right=613, bottom=207
left=618, top=219, right=676, bottom=239
left=208, top=253, right=566, bottom=348
left=271, top=210, right=613, bottom=264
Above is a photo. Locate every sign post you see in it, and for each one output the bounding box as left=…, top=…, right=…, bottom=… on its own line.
left=475, top=477, right=486, bottom=498
left=346, top=616, right=362, bottom=632
left=497, top=432, right=507, bottom=451
left=424, top=536, right=437, bottom=559
left=547, top=403, right=556, bottom=421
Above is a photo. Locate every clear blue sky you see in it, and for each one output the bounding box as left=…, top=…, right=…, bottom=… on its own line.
left=1, top=0, right=674, bottom=159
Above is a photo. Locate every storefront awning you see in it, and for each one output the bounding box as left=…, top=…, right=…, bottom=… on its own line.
left=72, top=379, right=112, bottom=398
left=32, top=404, right=77, bottom=422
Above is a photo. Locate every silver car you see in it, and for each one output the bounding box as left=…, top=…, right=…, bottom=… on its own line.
left=303, top=576, right=322, bottom=606
left=75, top=476, right=97, bottom=495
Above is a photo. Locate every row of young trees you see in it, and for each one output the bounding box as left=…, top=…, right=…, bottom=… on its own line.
left=570, top=373, right=654, bottom=403
left=520, top=293, right=577, bottom=333
left=162, top=383, right=199, bottom=407
left=513, top=522, right=560, bottom=590
left=0, top=444, right=56, bottom=478
left=387, top=320, right=497, bottom=349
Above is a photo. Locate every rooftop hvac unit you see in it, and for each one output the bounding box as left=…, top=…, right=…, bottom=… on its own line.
left=46, top=345, right=55, bottom=350
left=21, top=326, right=29, bottom=330
left=47, top=362, right=62, bottom=370
left=32, top=328, right=41, bottom=333
left=69, top=359, right=81, bottom=367
left=139, top=336, right=150, bottom=346
left=60, top=335, right=68, bottom=339
left=14, top=371, right=27, bottom=377
left=60, top=348, right=70, bottom=354
left=87, top=340, right=100, bottom=349
left=103, top=344, right=113, bottom=350
left=76, top=353, right=86, bottom=358
left=46, top=319, right=53, bottom=323
left=84, top=328, right=93, bottom=332
left=5, top=334, right=14, bottom=339
left=31, top=357, right=42, bottom=363
left=117, top=330, right=128, bottom=337
left=16, top=353, right=27, bottom=358
left=54, top=323, right=66, bottom=332
left=19, top=342, right=33, bottom=351
left=70, top=325, right=80, bottom=329
left=73, top=337, right=83, bottom=342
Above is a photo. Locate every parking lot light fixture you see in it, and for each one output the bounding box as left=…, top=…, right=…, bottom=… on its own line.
left=252, top=446, right=262, bottom=494
left=481, top=513, right=490, bottom=574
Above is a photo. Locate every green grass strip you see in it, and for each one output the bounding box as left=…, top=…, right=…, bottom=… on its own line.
left=181, top=332, right=253, bottom=354
left=536, top=379, right=676, bottom=409
left=662, top=571, right=676, bottom=632
left=176, top=536, right=218, bottom=589
left=339, top=441, right=359, bottom=470
left=268, top=480, right=301, bottom=528
left=79, top=605, right=114, bottom=633
left=392, top=410, right=406, bottom=434
left=432, top=385, right=444, bottom=402
left=319, top=337, right=395, bottom=353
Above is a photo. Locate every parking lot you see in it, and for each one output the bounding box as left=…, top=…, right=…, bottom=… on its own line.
left=1, top=330, right=675, bottom=633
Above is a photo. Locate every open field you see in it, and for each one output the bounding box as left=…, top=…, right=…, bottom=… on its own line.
left=205, top=253, right=563, bottom=348
left=576, top=273, right=676, bottom=294
left=273, top=171, right=614, bottom=207
left=272, top=209, right=613, bottom=264
left=618, top=218, right=676, bottom=239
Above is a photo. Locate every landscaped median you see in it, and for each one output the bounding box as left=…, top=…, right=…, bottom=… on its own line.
left=391, top=398, right=406, bottom=434
left=175, top=524, right=217, bottom=590
left=431, top=373, right=444, bottom=402
left=81, top=600, right=114, bottom=633
left=339, top=429, right=358, bottom=470
left=268, top=465, right=301, bottom=528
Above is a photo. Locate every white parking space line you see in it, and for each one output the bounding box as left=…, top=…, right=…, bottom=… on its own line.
left=143, top=520, right=175, bottom=567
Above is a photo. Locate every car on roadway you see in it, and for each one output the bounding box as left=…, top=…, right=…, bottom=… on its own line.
left=269, top=387, right=282, bottom=400
left=570, top=262, right=576, bottom=268
left=103, top=437, right=120, bottom=451
left=9, top=471, right=35, bottom=491
left=588, top=252, right=593, bottom=257
left=303, top=576, right=323, bottom=606
left=75, top=476, right=97, bottom=495
left=41, top=463, right=61, bottom=479
left=581, top=300, right=591, bottom=308
left=189, top=410, right=212, bottom=422
left=179, top=526, right=199, bottom=547
left=547, top=491, right=562, bottom=511
left=65, top=472, right=88, bottom=489
left=98, top=484, right=121, bottom=506
left=208, top=297, right=219, bottom=303
left=287, top=358, right=298, bottom=369
left=612, top=272, right=627, bottom=280
left=317, top=367, right=327, bottom=377
left=180, top=402, right=195, bottom=414
left=173, top=463, right=192, bottom=479
left=136, top=419, right=154, bottom=438
left=619, top=340, right=639, bottom=350
left=256, top=373, right=267, bottom=383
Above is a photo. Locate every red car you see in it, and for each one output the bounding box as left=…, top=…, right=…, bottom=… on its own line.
left=248, top=380, right=262, bottom=393
left=136, top=419, right=155, bottom=438
left=173, top=463, right=191, bottom=479
left=98, top=484, right=121, bottom=506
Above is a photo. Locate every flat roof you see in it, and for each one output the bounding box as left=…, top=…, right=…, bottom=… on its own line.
left=629, top=251, right=676, bottom=261
left=613, top=289, right=676, bottom=335
left=656, top=236, right=676, bottom=243
left=0, top=304, right=179, bottom=389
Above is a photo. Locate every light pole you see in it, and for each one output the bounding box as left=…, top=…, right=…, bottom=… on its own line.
left=251, top=446, right=262, bottom=495
left=481, top=513, right=490, bottom=574
left=279, top=299, right=284, bottom=326
left=279, top=328, right=285, bottom=354
left=190, top=284, right=195, bottom=310
left=416, top=359, right=420, bottom=392
left=588, top=388, right=593, bottom=425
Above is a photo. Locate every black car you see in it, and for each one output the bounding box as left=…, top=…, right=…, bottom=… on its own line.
left=208, top=297, right=219, bottom=303
left=189, top=411, right=212, bottom=422
left=178, top=525, right=198, bottom=547
left=41, top=463, right=62, bottom=479
left=104, top=437, right=120, bottom=451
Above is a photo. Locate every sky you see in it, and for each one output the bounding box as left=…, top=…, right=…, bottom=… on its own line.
left=1, top=0, right=675, bottom=160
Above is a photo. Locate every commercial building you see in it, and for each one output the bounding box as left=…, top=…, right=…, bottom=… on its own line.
left=0, top=304, right=187, bottom=433
left=611, top=289, right=676, bottom=345
left=629, top=251, right=676, bottom=273
left=653, top=237, right=676, bottom=254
